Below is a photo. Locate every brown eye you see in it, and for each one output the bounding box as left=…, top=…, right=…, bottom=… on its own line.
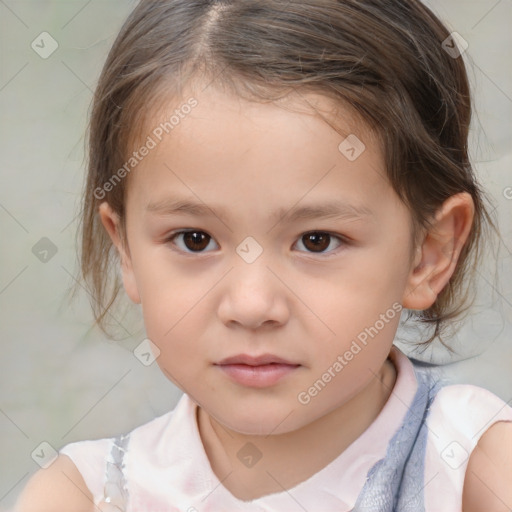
left=168, top=230, right=217, bottom=253
left=296, top=232, right=344, bottom=254
left=183, top=231, right=209, bottom=251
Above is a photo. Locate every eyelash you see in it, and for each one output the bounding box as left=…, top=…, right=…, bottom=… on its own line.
left=164, top=230, right=349, bottom=257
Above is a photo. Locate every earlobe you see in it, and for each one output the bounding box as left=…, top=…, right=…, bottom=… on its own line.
left=402, top=193, right=474, bottom=311
left=98, top=202, right=141, bottom=304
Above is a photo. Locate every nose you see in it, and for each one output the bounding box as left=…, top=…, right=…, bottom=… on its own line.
left=217, top=261, right=290, bottom=330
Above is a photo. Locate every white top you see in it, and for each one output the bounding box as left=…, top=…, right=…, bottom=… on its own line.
left=60, top=346, right=512, bottom=511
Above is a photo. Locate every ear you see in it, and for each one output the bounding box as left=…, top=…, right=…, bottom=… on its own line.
left=402, top=192, right=474, bottom=311
left=98, top=202, right=141, bottom=304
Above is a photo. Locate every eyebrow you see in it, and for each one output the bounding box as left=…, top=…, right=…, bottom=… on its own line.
left=145, top=195, right=374, bottom=225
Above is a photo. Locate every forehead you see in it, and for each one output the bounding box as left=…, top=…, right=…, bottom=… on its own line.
left=124, top=85, right=390, bottom=215
left=132, top=81, right=378, bottom=155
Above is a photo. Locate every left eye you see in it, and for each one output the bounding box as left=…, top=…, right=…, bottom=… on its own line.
left=294, top=231, right=345, bottom=254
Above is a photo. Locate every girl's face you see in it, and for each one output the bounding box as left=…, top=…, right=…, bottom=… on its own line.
left=102, top=85, right=420, bottom=436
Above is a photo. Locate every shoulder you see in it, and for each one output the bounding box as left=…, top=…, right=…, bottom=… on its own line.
left=419, top=383, right=512, bottom=511
left=462, top=420, right=512, bottom=511
left=426, top=382, right=512, bottom=426
left=14, top=454, right=95, bottom=512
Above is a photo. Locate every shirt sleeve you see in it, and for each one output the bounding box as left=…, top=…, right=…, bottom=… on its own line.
left=59, top=438, right=113, bottom=506
left=423, top=384, right=512, bottom=511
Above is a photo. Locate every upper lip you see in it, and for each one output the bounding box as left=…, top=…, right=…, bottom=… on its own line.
left=216, top=354, right=299, bottom=366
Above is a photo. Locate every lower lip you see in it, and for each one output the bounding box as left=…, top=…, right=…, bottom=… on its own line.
left=216, top=363, right=300, bottom=388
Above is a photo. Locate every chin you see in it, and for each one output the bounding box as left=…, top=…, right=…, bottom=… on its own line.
left=213, top=406, right=304, bottom=436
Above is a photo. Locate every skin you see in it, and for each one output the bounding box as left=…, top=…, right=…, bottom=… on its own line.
left=463, top=421, right=512, bottom=511
left=97, top=84, right=477, bottom=501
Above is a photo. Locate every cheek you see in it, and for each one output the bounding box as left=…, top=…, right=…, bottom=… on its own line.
left=136, top=269, right=214, bottom=370
left=316, top=305, right=400, bottom=372
left=143, top=300, right=207, bottom=385
left=307, top=256, right=406, bottom=338
left=134, top=263, right=198, bottom=341
left=301, top=316, right=399, bottom=417
left=142, top=291, right=204, bottom=343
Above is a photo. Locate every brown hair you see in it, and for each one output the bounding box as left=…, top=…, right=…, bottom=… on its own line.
left=73, top=0, right=499, bottom=348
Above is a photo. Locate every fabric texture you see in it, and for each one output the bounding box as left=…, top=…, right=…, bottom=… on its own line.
left=354, top=363, right=439, bottom=511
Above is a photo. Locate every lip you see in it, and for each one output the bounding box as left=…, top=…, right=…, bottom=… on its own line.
left=215, top=354, right=300, bottom=388
left=216, top=353, right=297, bottom=366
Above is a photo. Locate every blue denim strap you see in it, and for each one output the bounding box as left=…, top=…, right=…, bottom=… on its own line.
left=353, top=366, right=442, bottom=511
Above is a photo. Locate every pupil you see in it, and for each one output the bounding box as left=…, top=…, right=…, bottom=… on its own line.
left=305, top=233, right=329, bottom=252
left=184, top=231, right=209, bottom=251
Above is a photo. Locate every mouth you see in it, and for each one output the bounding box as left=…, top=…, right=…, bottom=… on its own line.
left=214, top=354, right=301, bottom=388
left=216, top=353, right=298, bottom=366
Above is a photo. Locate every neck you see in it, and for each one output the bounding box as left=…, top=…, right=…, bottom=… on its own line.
left=196, top=357, right=397, bottom=501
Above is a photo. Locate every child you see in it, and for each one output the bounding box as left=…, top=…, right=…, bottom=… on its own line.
left=15, top=0, right=512, bottom=510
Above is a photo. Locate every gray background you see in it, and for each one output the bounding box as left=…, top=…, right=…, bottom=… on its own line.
left=0, top=0, right=511, bottom=509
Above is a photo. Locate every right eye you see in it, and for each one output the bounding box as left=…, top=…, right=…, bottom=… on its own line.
left=165, top=230, right=219, bottom=254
